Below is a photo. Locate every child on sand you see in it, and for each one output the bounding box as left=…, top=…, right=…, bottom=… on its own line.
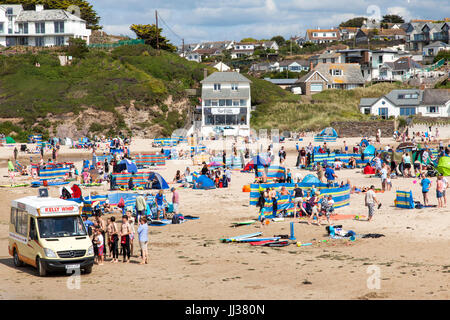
left=94, top=227, right=104, bottom=265
left=308, top=201, right=321, bottom=226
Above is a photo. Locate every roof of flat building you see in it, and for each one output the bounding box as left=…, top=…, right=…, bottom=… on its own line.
left=201, top=72, right=251, bottom=84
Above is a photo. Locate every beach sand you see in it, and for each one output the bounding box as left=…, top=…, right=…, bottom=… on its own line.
left=0, top=136, right=448, bottom=300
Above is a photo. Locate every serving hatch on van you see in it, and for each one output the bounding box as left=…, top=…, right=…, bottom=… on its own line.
left=8, top=192, right=94, bottom=276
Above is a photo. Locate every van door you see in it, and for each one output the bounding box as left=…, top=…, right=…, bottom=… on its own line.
left=26, top=217, right=41, bottom=265
left=14, top=210, right=34, bottom=266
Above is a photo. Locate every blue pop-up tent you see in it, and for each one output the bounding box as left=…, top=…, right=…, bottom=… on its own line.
left=147, top=172, right=169, bottom=189
left=302, top=174, right=321, bottom=184
left=363, top=145, right=376, bottom=156
left=194, top=175, right=216, bottom=190
left=119, top=159, right=138, bottom=174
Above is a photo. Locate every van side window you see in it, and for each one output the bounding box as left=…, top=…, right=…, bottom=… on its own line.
left=10, top=208, right=17, bottom=231
left=16, top=210, right=28, bottom=237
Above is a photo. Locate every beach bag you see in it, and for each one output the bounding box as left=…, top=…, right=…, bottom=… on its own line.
left=117, top=197, right=125, bottom=208
left=172, top=214, right=184, bottom=224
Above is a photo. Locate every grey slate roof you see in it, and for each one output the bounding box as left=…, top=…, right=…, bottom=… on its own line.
left=421, top=89, right=450, bottom=105
left=359, top=98, right=379, bottom=107
left=16, top=9, right=84, bottom=22
left=264, top=78, right=298, bottom=85
left=424, top=41, right=450, bottom=49
left=382, top=57, right=423, bottom=71
left=385, top=89, right=423, bottom=106
left=314, top=63, right=365, bottom=84
left=202, top=87, right=250, bottom=100
left=201, top=72, right=251, bottom=84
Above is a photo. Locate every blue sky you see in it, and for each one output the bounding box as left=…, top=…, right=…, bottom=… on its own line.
left=93, top=0, right=450, bottom=45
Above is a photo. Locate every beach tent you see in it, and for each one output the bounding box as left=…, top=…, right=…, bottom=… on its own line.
left=194, top=175, right=216, bottom=190
left=6, top=136, right=15, bottom=144
left=437, top=156, right=450, bottom=176
left=363, top=145, right=376, bottom=156
left=319, top=127, right=338, bottom=137
left=119, top=159, right=138, bottom=174
left=302, top=174, right=321, bottom=184
left=147, top=172, right=169, bottom=189
left=359, top=139, right=369, bottom=148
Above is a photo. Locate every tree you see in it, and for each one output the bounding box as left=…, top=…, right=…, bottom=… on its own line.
left=270, top=35, right=285, bottom=46
left=434, top=50, right=450, bottom=63
left=67, top=37, right=89, bottom=59
left=130, top=24, right=176, bottom=52
left=339, top=17, right=366, bottom=28
left=0, top=0, right=101, bottom=29
left=381, top=14, right=404, bottom=23
left=240, top=37, right=258, bottom=43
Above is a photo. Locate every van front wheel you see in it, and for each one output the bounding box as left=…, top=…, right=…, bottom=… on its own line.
left=83, top=265, right=93, bottom=274
left=36, top=257, right=47, bottom=277
left=13, top=250, right=24, bottom=267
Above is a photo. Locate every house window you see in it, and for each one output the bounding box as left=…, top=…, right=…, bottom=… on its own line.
left=322, top=59, right=326, bottom=63
left=400, top=107, right=416, bottom=116
left=313, top=33, right=318, bottom=37
left=55, top=36, right=65, bottom=46
left=427, top=106, right=439, bottom=113
left=332, top=33, right=336, bottom=37
left=54, top=21, right=65, bottom=33
left=204, top=100, right=211, bottom=107
left=323, top=33, right=326, bottom=37
left=231, top=83, right=238, bottom=91
left=214, top=83, right=221, bottom=91
left=211, top=100, right=218, bottom=106
left=364, top=108, right=371, bottom=115
left=331, top=58, right=335, bottom=63
left=240, top=99, right=246, bottom=106
left=35, top=37, right=45, bottom=47
left=226, top=99, right=232, bottom=106
left=35, top=22, right=45, bottom=34
left=0, top=23, right=3, bottom=34
left=378, top=108, right=389, bottom=119
left=378, top=56, right=383, bottom=64
left=18, top=23, right=28, bottom=34
left=6, top=7, right=13, bottom=15
left=330, top=69, right=343, bottom=76
left=233, top=100, right=240, bottom=106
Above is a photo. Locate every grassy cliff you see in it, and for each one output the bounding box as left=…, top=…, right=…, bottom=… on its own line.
left=0, top=44, right=211, bottom=141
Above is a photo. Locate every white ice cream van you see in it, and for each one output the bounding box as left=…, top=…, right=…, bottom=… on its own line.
left=8, top=194, right=94, bottom=276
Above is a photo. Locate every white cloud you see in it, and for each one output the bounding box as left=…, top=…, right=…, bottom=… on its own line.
left=386, top=6, right=412, bottom=21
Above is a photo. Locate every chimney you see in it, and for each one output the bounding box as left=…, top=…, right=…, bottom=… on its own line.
left=310, top=61, right=314, bottom=70
left=203, top=68, right=208, bottom=80
left=35, top=4, right=44, bottom=12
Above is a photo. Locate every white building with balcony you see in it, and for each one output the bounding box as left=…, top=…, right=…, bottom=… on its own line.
left=0, top=4, right=91, bottom=47
left=200, top=72, right=252, bottom=137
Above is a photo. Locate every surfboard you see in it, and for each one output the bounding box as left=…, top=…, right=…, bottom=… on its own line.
left=264, top=241, right=290, bottom=247
left=148, top=219, right=172, bottom=226
left=231, top=220, right=257, bottom=227
left=220, top=232, right=263, bottom=243
left=184, top=215, right=200, bottom=220
left=0, top=183, right=29, bottom=188
left=249, top=240, right=273, bottom=246
left=238, top=237, right=280, bottom=243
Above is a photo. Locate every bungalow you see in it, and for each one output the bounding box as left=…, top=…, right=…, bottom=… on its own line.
left=305, top=28, right=340, bottom=44
left=279, top=60, right=309, bottom=72
left=373, top=28, right=407, bottom=41
left=296, top=63, right=365, bottom=95
left=378, top=56, right=423, bottom=82
left=339, top=27, right=358, bottom=40
left=359, top=89, right=450, bottom=118
left=231, top=42, right=255, bottom=59
left=423, top=41, right=450, bottom=58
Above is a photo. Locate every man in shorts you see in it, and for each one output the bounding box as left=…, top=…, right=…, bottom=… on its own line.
left=365, top=185, right=380, bottom=222
left=292, top=184, right=305, bottom=217
left=171, top=187, right=180, bottom=214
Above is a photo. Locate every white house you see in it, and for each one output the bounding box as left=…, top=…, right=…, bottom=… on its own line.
left=305, top=28, right=341, bottom=44
left=423, top=41, right=450, bottom=58
left=278, top=60, right=309, bottom=72
left=378, top=56, right=423, bottom=82
left=359, top=89, right=450, bottom=118
left=231, top=42, right=256, bottom=59
left=200, top=72, right=252, bottom=137
left=0, top=4, right=91, bottom=47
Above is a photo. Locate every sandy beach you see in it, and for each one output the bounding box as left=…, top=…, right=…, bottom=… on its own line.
left=0, top=135, right=449, bottom=300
